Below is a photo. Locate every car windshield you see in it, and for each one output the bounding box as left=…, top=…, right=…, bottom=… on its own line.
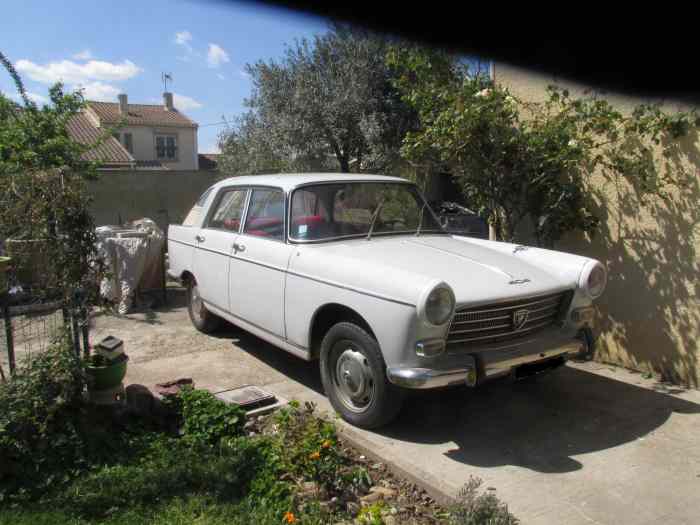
left=290, top=182, right=444, bottom=241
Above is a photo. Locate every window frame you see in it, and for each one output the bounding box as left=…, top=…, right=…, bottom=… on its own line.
left=240, top=186, right=287, bottom=244
left=203, top=186, right=251, bottom=233
left=154, top=132, right=179, bottom=162
left=287, top=180, right=446, bottom=244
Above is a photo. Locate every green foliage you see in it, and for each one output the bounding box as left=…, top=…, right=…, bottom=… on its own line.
left=219, top=23, right=416, bottom=175
left=449, top=477, right=519, bottom=525
left=388, top=47, right=698, bottom=246
left=175, top=387, right=246, bottom=446
left=357, top=500, right=387, bottom=525
left=0, top=51, right=103, bottom=297
left=0, top=334, right=89, bottom=501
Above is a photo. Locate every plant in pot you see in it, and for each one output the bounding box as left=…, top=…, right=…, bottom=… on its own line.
left=85, top=336, right=128, bottom=393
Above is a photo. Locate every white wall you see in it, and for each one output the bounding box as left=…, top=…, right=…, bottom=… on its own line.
left=118, top=126, right=198, bottom=170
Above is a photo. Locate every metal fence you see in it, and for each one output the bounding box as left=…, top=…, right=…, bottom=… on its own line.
left=1, top=291, right=89, bottom=378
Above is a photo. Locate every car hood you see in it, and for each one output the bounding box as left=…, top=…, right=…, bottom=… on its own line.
left=292, top=235, right=580, bottom=307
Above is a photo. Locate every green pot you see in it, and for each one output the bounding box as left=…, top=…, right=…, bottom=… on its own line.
left=86, top=356, right=129, bottom=391
left=0, top=256, right=11, bottom=294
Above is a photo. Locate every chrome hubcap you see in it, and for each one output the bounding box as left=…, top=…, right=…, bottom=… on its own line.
left=333, top=347, right=375, bottom=413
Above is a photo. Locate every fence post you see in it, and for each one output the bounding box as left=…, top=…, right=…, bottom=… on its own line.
left=2, top=292, right=15, bottom=375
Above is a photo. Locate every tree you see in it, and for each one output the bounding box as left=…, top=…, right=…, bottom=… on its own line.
left=0, top=51, right=102, bottom=297
left=388, top=46, right=699, bottom=246
left=219, top=24, right=416, bottom=174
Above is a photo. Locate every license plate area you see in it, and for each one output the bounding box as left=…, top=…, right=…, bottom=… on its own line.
left=514, top=355, right=566, bottom=380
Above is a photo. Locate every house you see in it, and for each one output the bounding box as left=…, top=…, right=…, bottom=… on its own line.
left=67, top=92, right=199, bottom=170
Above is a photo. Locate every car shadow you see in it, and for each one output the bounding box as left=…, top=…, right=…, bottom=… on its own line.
left=218, top=324, right=700, bottom=474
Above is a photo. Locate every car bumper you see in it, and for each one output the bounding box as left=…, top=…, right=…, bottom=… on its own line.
left=386, top=336, right=583, bottom=389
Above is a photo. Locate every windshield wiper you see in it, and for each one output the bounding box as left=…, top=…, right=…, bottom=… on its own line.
left=366, top=199, right=385, bottom=241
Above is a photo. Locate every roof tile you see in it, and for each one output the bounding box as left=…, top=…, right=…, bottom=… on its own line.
left=87, top=101, right=197, bottom=128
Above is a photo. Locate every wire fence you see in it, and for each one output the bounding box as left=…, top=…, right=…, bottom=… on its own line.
left=1, top=291, right=89, bottom=378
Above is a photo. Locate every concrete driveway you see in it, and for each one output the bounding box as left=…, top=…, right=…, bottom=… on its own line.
left=92, top=288, right=700, bottom=525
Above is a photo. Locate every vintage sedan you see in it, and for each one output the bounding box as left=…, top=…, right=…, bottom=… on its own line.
left=168, top=174, right=606, bottom=428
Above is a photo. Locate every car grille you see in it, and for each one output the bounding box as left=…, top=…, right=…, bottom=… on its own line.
left=446, top=291, right=572, bottom=349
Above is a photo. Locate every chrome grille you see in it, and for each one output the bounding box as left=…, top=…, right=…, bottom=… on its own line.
left=447, top=291, right=570, bottom=348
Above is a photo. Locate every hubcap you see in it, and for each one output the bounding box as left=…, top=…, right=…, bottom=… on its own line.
left=191, top=284, right=205, bottom=321
left=333, top=346, right=375, bottom=413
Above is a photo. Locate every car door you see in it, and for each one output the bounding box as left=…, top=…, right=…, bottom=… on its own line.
left=191, top=186, right=248, bottom=313
left=228, top=187, right=294, bottom=338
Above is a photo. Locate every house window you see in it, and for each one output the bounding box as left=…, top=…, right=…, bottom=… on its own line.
left=155, top=134, right=178, bottom=160
left=123, top=132, right=133, bottom=154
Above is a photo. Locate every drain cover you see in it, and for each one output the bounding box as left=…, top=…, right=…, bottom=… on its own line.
left=215, top=385, right=277, bottom=411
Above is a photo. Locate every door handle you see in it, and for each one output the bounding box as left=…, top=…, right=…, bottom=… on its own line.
left=233, top=242, right=246, bottom=253
left=195, top=234, right=205, bottom=243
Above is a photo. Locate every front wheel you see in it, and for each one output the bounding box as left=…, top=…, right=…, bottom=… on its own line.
left=319, top=322, right=404, bottom=429
left=186, top=277, right=220, bottom=333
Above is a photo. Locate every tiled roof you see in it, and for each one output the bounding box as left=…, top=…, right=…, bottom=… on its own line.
left=135, top=160, right=169, bottom=169
left=65, top=112, right=134, bottom=165
left=87, top=101, right=197, bottom=128
left=198, top=153, right=220, bottom=170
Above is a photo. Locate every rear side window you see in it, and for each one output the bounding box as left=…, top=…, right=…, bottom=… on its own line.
left=243, top=188, right=285, bottom=241
left=207, top=188, right=248, bottom=231
left=182, top=188, right=213, bottom=226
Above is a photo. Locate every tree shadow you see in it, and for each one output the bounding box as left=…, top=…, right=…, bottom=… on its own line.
left=557, top=130, right=700, bottom=387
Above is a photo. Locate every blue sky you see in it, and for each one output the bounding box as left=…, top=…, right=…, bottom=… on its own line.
left=0, top=0, right=329, bottom=152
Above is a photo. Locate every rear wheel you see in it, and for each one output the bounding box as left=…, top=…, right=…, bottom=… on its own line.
left=320, top=322, right=403, bottom=429
left=186, top=277, right=220, bottom=333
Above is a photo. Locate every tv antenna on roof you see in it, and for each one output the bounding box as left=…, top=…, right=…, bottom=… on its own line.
left=162, top=72, right=173, bottom=92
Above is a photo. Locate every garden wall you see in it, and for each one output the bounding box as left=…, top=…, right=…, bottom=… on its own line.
left=494, top=62, right=700, bottom=387
left=87, top=169, right=221, bottom=232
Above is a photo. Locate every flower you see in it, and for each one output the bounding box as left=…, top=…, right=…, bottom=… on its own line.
left=283, top=511, right=297, bottom=524
left=321, top=439, right=332, bottom=449
left=309, top=451, right=321, bottom=460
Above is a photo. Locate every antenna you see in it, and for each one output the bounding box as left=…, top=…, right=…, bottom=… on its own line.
left=162, top=72, right=173, bottom=92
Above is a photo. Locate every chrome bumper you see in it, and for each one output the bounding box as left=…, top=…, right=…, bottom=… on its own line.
left=387, top=338, right=583, bottom=389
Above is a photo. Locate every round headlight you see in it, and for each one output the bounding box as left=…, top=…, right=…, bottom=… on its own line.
left=580, top=261, right=607, bottom=299
left=424, top=285, right=455, bottom=326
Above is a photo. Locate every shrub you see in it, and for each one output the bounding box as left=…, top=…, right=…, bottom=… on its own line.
left=0, top=334, right=89, bottom=500
left=449, top=477, right=519, bottom=525
left=172, top=387, right=246, bottom=446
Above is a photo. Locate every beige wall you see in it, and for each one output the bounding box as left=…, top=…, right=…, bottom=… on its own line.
left=88, top=169, right=220, bottom=232
left=119, top=125, right=199, bottom=170
left=494, top=63, right=700, bottom=386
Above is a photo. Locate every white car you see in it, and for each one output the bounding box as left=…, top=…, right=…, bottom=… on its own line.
left=168, top=173, right=606, bottom=428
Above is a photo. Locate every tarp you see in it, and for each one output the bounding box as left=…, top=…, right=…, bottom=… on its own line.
left=97, top=218, right=165, bottom=314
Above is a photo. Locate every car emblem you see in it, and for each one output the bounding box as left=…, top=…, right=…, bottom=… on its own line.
left=512, top=309, right=529, bottom=330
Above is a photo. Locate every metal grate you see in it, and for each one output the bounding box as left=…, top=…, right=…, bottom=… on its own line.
left=446, top=291, right=571, bottom=348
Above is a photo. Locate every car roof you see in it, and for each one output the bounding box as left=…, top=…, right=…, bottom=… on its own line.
left=212, top=173, right=410, bottom=193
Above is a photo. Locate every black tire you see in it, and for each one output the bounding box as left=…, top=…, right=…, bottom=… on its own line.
left=319, top=322, right=404, bottom=429
left=186, top=277, right=220, bottom=334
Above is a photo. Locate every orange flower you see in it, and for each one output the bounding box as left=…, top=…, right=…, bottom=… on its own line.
left=309, top=451, right=321, bottom=460
left=283, top=511, right=297, bottom=524
left=321, top=439, right=332, bottom=449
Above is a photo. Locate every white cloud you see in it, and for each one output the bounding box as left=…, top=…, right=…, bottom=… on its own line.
left=207, top=44, right=229, bottom=68
left=76, top=81, right=121, bottom=101
left=173, top=93, right=202, bottom=111
left=174, top=30, right=192, bottom=46
left=16, top=58, right=141, bottom=85
left=72, top=49, right=94, bottom=60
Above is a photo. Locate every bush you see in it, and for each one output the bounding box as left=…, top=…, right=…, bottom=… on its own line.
left=171, top=387, right=246, bottom=446
left=450, top=477, right=519, bottom=525
left=0, top=334, right=89, bottom=500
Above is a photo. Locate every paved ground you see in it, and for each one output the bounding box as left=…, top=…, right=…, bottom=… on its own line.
left=92, top=287, right=700, bottom=525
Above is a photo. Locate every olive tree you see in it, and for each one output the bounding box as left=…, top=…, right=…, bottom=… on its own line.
left=219, top=24, right=416, bottom=174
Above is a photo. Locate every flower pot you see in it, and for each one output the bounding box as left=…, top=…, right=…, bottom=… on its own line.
left=0, top=256, right=11, bottom=294
left=86, top=354, right=129, bottom=391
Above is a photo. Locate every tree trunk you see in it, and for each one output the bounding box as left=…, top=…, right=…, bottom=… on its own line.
left=338, top=156, right=350, bottom=173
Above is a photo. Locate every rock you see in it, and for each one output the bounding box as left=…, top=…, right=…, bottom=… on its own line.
left=125, top=384, right=154, bottom=417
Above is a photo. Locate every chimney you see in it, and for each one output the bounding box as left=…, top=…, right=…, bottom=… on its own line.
left=118, top=93, right=128, bottom=114
left=163, top=92, right=174, bottom=111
